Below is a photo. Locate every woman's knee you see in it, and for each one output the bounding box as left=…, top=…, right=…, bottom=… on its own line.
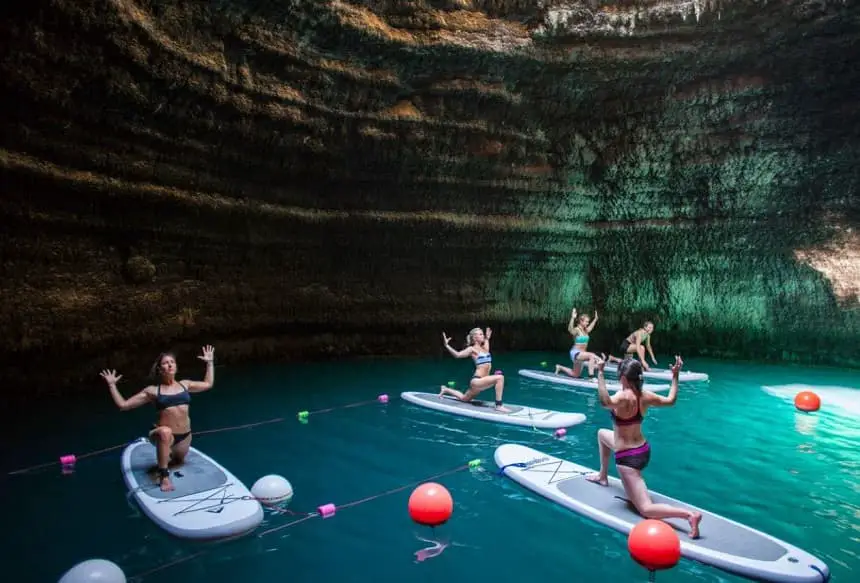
left=597, top=428, right=615, bottom=447
left=152, top=426, right=172, bottom=442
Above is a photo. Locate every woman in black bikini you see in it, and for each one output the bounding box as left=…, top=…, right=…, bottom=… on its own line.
left=100, top=345, right=215, bottom=492
left=585, top=354, right=702, bottom=539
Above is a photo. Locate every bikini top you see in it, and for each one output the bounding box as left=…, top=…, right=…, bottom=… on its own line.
left=474, top=351, right=492, bottom=366
left=610, top=395, right=643, bottom=426
left=155, top=382, right=191, bottom=411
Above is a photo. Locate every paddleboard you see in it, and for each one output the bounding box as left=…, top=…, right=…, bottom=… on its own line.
left=603, top=362, right=709, bottom=382
left=400, top=391, right=586, bottom=429
left=121, top=438, right=264, bottom=540
left=519, top=369, right=670, bottom=393
left=494, top=443, right=829, bottom=583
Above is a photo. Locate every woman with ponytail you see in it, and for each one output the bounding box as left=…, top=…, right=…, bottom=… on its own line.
left=438, top=327, right=510, bottom=412
left=585, top=354, right=703, bottom=539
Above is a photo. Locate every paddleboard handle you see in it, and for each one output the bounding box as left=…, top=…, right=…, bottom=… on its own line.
left=318, top=503, right=336, bottom=518
left=377, top=394, right=389, bottom=404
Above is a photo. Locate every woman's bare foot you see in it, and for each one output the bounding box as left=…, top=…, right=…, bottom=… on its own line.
left=554, top=365, right=561, bottom=374
left=585, top=472, right=608, bottom=486
left=438, top=385, right=447, bottom=398
left=688, top=512, right=702, bottom=538
left=159, top=475, right=175, bottom=492
left=495, top=404, right=511, bottom=413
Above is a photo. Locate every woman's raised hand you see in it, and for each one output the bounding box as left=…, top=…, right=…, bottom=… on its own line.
left=441, top=332, right=451, bottom=346
left=670, top=355, right=684, bottom=376
left=198, top=345, right=215, bottom=362
left=100, top=369, right=122, bottom=385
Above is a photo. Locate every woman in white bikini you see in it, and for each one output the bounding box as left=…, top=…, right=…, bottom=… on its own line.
left=438, top=327, right=510, bottom=412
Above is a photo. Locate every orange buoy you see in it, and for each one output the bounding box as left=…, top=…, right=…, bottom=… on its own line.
left=408, top=482, right=453, bottom=527
left=628, top=519, right=681, bottom=572
left=794, top=390, right=821, bottom=412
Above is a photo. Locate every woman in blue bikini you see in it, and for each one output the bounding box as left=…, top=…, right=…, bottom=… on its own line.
left=438, top=327, right=510, bottom=412
left=585, top=354, right=702, bottom=539
left=99, top=345, right=216, bottom=492
left=555, top=307, right=600, bottom=379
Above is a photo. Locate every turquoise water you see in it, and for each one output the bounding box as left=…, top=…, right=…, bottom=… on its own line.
left=4, top=352, right=859, bottom=583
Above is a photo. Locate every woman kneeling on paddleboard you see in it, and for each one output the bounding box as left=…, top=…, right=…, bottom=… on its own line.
left=438, top=327, right=510, bottom=412
left=554, top=307, right=600, bottom=380
left=586, top=354, right=702, bottom=539
left=100, top=345, right=216, bottom=492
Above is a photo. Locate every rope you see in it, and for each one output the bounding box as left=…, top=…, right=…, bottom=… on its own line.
left=7, top=396, right=384, bottom=476
left=256, top=461, right=475, bottom=537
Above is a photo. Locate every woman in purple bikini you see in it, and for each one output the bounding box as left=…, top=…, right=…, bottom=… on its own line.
left=585, top=354, right=703, bottom=539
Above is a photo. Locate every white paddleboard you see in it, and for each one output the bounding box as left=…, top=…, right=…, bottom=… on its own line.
left=400, top=391, right=586, bottom=429
left=603, top=362, right=709, bottom=383
left=518, top=369, right=670, bottom=393
left=494, top=443, right=829, bottom=583
left=122, top=438, right=264, bottom=540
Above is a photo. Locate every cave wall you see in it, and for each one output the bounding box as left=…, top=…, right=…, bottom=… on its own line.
left=1, top=0, right=859, bottom=395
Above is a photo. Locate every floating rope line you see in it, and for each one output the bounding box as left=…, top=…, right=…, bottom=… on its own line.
left=7, top=394, right=389, bottom=476
left=129, top=550, right=208, bottom=581
left=257, top=458, right=483, bottom=537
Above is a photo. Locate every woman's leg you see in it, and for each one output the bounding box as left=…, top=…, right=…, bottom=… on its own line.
left=577, top=351, right=599, bottom=377
left=585, top=428, right=615, bottom=486
left=439, top=386, right=467, bottom=400
left=170, top=434, right=192, bottom=465
left=617, top=466, right=702, bottom=538
left=467, top=375, right=509, bottom=411
left=556, top=349, right=583, bottom=377
left=625, top=344, right=651, bottom=370
left=439, top=375, right=505, bottom=406
left=148, top=426, right=176, bottom=492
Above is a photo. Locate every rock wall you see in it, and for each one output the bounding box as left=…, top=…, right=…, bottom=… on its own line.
left=2, top=0, right=859, bottom=396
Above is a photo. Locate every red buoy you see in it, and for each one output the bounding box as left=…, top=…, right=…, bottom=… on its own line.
left=794, top=391, right=821, bottom=412
left=408, top=482, right=453, bottom=527
left=628, top=519, right=681, bottom=572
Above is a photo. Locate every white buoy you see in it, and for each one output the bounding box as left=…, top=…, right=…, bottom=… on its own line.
left=58, top=559, right=126, bottom=583
left=251, top=474, right=293, bottom=507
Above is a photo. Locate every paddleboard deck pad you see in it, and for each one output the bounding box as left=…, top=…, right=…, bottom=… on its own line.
left=603, top=362, right=709, bottom=383
left=494, top=444, right=829, bottom=583
left=519, top=369, right=669, bottom=392
left=122, top=438, right=263, bottom=540
left=400, top=392, right=586, bottom=429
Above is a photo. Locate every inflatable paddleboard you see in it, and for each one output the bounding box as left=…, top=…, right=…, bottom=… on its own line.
left=518, top=369, right=670, bottom=392
left=121, top=438, right=263, bottom=540
left=603, top=362, right=709, bottom=382
left=494, top=444, right=829, bottom=583
left=400, top=392, right=586, bottom=429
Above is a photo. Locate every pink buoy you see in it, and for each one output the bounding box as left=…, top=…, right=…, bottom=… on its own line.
left=60, top=454, right=76, bottom=466
left=318, top=503, right=336, bottom=518
left=378, top=394, right=389, bottom=404
left=554, top=428, right=567, bottom=438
